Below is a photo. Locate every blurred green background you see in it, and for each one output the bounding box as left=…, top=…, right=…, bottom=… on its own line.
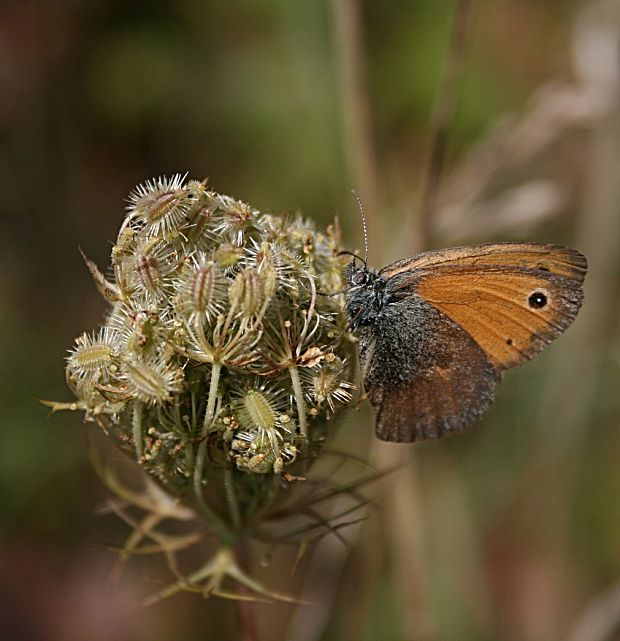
left=2, top=0, right=620, bottom=640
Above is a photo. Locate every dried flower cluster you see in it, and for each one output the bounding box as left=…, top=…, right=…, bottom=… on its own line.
left=60, top=175, right=356, bottom=538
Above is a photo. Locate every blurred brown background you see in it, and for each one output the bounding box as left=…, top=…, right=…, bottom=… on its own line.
left=2, top=0, right=620, bottom=640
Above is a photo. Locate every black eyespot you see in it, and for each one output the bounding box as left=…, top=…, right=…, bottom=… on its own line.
left=352, top=271, right=367, bottom=286
left=506, top=338, right=513, bottom=346
left=528, top=291, right=547, bottom=309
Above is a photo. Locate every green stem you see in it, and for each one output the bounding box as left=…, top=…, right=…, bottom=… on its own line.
left=172, top=397, right=195, bottom=477
left=288, top=364, right=307, bottom=437
left=132, top=399, right=143, bottom=462
left=296, top=274, right=316, bottom=357
left=193, top=362, right=222, bottom=511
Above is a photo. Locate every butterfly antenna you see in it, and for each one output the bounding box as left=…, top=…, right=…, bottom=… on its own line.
left=351, top=189, right=369, bottom=265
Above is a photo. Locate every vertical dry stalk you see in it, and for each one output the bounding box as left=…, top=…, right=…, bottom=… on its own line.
left=331, top=0, right=432, bottom=636
left=330, top=0, right=383, bottom=262
left=418, top=0, right=473, bottom=236
left=516, top=6, right=620, bottom=640
left=316, top=2, right=476, bottom=639
left=321, top=1, right=477, bottom=640
left=285, top=6, right=388, bottom=637
left=369, top=2, right=475, bottom=639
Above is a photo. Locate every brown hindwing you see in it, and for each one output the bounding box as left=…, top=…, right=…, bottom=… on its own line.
left=369, top=302, right=499, bottom=442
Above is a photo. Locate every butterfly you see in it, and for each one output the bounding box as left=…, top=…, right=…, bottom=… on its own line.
left=344, top=242, right=587, bottom=442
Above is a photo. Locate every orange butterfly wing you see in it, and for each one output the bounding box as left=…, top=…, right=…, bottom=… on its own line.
left=384, top=243, right=586, bottom=371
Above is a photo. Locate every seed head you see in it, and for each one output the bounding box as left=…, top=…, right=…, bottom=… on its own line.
left=228, top=267, right=276, bottom=319
left=309, top=358, right=355, bottom=413
left=67, top=327, right=119, bottom=383
left=121, top=357, right=184, bottom=405
left=175, top=254, right=227, bottom=325
left=61, top=176, right=356, bottom=534
left=128, top=174, right=202, bottom=237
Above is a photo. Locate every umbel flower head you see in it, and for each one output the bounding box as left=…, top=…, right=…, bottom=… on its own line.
left=57, top=175, right=359, bottom=581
